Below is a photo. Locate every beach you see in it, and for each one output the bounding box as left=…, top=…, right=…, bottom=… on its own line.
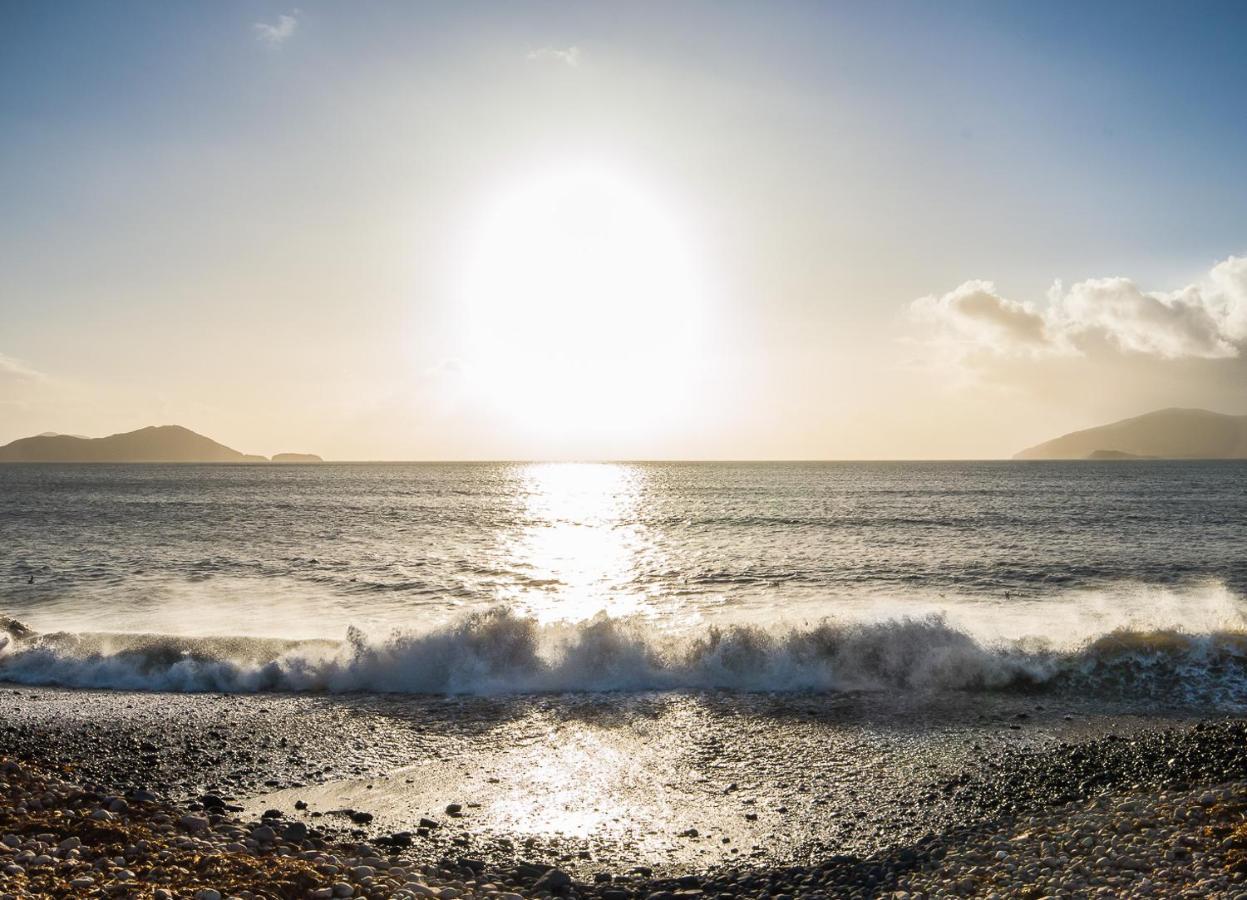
left=3, top=687, right=1247, bottom=897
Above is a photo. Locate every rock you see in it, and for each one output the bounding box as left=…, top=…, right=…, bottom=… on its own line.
left=251, top=824, right=277, bottom=843
left=179, top=814, right=210, bottom=832
left=331, top=884, right=354, bottom=898
left=349, top=810, right=373, bottom=824
left=533, top=867, right=573, bottom=892
left=445, top=803, right=463, bottom=815
left=282, top=821, right=309, bottom=841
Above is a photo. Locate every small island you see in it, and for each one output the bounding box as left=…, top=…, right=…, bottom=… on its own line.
left=1084, top=449, right=1152, bottom=460
left=271, top=453, right=323, bottom=463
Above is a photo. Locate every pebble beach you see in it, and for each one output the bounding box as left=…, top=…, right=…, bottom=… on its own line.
left=2, top=688, right=1246, bottom=898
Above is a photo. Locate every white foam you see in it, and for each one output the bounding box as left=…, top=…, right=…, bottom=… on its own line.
left=3, top=584, right=1246, bottom=702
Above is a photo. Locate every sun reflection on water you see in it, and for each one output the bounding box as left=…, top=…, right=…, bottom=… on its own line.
left=502, top=463, right=654, bottom=622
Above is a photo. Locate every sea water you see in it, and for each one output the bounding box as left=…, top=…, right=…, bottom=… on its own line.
left=1, top=460, right=1245, bottom=699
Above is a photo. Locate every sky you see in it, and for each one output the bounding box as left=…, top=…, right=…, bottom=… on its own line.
left=2, top=0, right=1246, bottom=459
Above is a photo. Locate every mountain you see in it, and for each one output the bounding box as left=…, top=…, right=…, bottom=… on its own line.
left=0, top=425, right=272, bottom=463
left=1015, top=409, right=1247, bottom=460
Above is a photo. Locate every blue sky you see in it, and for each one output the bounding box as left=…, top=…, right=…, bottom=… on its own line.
left=2, top=1, right=1245, bottom=457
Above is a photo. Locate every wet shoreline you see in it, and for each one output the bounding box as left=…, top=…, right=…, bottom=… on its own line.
left=3, top=687, right=1247, bottom=896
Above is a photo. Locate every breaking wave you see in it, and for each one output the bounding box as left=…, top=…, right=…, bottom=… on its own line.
left=3, top=608, right=1247, bottom=705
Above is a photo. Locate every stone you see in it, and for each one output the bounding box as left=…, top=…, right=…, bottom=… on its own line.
left=533, top=868, right=573, bottom=892
left=179, top=814, right=211, bottom=832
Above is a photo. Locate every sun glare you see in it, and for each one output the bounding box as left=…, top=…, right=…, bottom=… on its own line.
left=457, top=164, right=709, bottom=443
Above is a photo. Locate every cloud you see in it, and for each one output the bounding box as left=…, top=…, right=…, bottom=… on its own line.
left=254, top=10, right=299, bottom=46
left=912, top=254, right=1247, bottom=361
left=911, top=280, right=1050, bottom=353
left=0, top=353, right=43, bottom=383
left=527, top=46, right=582, bottom=67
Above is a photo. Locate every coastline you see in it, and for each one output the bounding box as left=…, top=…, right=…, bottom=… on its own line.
left=2, top=688, right=1247, bottom=897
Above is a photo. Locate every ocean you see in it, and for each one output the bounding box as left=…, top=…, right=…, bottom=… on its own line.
left=2, top=460, right=1246, bottom=701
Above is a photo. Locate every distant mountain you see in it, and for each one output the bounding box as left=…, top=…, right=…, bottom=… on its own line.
left=1015, top=409, right=1247, bottom=460
left=0, top=425, right=279, bottom=463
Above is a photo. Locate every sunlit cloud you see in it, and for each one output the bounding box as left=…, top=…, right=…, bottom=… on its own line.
left=911, top=280, right=1052, bottom=356
left=913, top=254, right=1247, bottom=361
left=0, top=352, right=44, bottom=383
left=526, top=46, right=582, bottom=67
left=254, top=10, right=299, bottom=46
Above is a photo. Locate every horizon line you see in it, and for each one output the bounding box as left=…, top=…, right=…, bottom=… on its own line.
left=4, top=457, right=1232, bottom=465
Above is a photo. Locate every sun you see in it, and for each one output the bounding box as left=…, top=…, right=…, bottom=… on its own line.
left=456, top=163, right=709, bottom=445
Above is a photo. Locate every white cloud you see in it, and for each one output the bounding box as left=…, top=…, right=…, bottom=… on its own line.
left=254, top=10, right=299, bottom=46
left=527, top=46, right=582, bottom=67
left=0, top=353, right=43, bottom=383
left=911, top=280, right=1050, bottom=354
left=913, top=254, right=1247, bottom=361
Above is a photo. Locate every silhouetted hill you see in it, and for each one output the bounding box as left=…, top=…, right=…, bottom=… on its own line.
left=271, top=453, right=323, bottom=463
left=0, top=426, right=268, bottom=462
left=1015, top=409, right=1247, bottom=460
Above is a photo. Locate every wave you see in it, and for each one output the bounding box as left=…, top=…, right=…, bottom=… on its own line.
left=3, top=608, right=1247, bottom=703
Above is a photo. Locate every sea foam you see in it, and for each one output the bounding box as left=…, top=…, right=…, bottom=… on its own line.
left=3, top=600, right=1247, bottom=704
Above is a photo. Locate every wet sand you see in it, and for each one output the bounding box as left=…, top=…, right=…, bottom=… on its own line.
left=2, top=687, right=1247, bottom=897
